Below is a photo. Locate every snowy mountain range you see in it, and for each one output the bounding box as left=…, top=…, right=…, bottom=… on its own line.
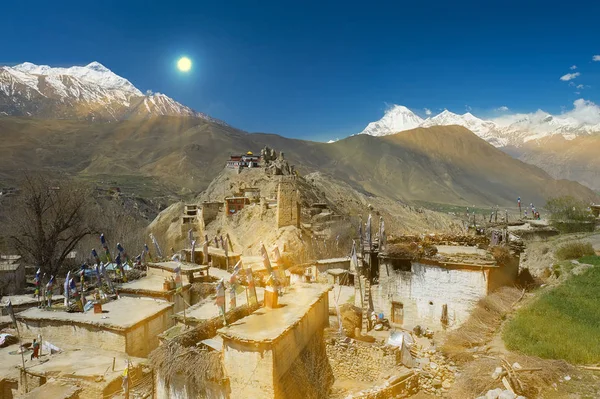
left=0, top=61, right=225, bottom=124
left=360, top=103, right=600, bottom=147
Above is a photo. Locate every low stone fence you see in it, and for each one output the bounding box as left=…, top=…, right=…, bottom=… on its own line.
left=325, top=336, right=400, bottom=382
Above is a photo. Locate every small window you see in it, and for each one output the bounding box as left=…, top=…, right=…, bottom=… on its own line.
left=428, top=301, right=433, bottom=306
left=390, top=258, right=411, bottom=272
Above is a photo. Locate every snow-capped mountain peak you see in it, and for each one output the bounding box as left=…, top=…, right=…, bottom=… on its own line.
left=359, top=104, right=424, bottom=136
left=0, top=61, right=227, bottom=125
left=359, top=103, right=600, bottom=147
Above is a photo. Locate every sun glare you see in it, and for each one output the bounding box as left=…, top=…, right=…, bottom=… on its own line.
left=177, top=57, right=192, bottom=72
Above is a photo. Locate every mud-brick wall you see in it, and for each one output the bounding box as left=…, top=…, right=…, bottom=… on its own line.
left=126, top=309, right=174, bottom=358
left=221, top=290, right=330, bottom=398
left=326, top=339, right=400, bottom=382
left=17, top=319, right=126, bottom=353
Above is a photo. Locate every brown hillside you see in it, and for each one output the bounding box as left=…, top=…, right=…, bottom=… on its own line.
left=0, top=117, right=597, bottom=207
left=509, top=134, right=600, bottom=191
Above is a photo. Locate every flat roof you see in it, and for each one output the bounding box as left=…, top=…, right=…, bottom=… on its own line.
left=17, top=297, right=173, bottom=331
left=1, top=295, right=65, bottom=307
left=218, top=284, right=330, bottom=343
left=148, top=261, right=205, bottom=272
left=316, top=257, right=350, bottom=265
left=180, top=286, right=265, bottom=322
left=21, top=381, right=81, bottom=399
left=208, top=247, right=241, bottom=258
left=435, top=245, right=487, bottom=256
left=120, top=275, right=190, bottom=293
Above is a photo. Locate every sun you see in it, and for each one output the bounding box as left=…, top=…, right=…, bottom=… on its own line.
left=177, top=57, right=192, bottom=72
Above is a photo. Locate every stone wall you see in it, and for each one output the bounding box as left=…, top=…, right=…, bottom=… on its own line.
left=326, top=338, right=400, bottom=383
left=276, top=178, right=300, bottom=229
left=369, top=261, right=489, bottom=330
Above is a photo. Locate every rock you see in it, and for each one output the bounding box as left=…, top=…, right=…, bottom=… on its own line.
left=492, top=366, right=504, bottom=379
left=442, top=379, right=452, bottom=389
left=430, top=362, right=439, bottom=370
left=432, top=378, right=442, bottom=388
left=512, top=362, right=522, bottom=370
left=498, top=390, right=516, bottom=399
left=485, top=388, right=504, bottom=399
left=564, top=375, right=571, bottom=381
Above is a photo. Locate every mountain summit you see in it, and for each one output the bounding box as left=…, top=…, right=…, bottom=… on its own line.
left=360, top=104, right=600, bottom=147
left=359, top=105, right=424, bottom=136
left=0, top=61, right=225, bottom=124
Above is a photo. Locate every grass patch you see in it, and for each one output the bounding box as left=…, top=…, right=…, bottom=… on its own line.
left=503, top=256, right=600, bottom=364
left=555, top=241, right=595, bottom=260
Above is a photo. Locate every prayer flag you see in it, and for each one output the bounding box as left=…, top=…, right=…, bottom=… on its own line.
left=100, top=234, right=112, bottom=262
left=150, top=233, right=163, bottom=258
left=245, top=268, right=258, bottom=307
left=216, top=279, right=226, bottom=315
left=366, top=214, right=372, bottom=250
left=350, top=240, right=359, bottom=272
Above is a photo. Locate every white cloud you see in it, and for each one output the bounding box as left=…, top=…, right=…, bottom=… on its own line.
left=465, top=105, right=472, bottom=112
left=492, top=99, right=600, bottom=128
left=576, top=84, right=584, bottom=89
left=496, top=106, right=509, bottom=112
left=560, top=72, right=580, bottom=81
left=575, top=92, right=581, bottom=94
left=593, top=55, right=600, bottom=61
left=424, top=108, right=432, bottom=116
left=570, top=65, right=577, bottom=70
left=563, top=98, right=600, bottom=124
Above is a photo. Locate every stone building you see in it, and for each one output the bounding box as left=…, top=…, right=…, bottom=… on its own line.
left=276, top=178, right=300, bottom=228
left=218, top=284, right=331, bottom=398
left=16, top=297, right=174, bottom=357
left=0, top=262, right=26, bottom=295
left=226, top=152, right=261, bottom=169
left=224, top=196, right=250, bottom=215
left=361, top=243, right=519, bottom=330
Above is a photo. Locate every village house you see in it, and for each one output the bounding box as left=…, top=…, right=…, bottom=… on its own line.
left=224, top=196, right=250, bottom=215
left=360, top=240, right=519, bottom=330
left=16, top=297, right=174, bottom=357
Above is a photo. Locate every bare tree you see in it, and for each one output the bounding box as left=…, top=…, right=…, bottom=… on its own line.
left=9, top=174, right=95, bottom=277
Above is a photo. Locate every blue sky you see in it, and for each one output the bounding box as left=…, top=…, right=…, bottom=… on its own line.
left=2, top=0, right=600, bottom=141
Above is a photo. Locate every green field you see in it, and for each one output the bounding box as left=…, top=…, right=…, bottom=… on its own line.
left=503, top=255, right=600, bottom=364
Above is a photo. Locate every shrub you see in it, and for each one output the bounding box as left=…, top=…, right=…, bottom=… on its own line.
left=555, top=242, right=595, bottom=260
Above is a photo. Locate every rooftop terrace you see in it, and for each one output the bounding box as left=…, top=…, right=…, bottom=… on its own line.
left=218, top=284, right=330, bottom=343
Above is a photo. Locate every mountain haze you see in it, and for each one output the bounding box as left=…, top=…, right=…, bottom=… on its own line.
left=0, top=116, right=596, bottom=207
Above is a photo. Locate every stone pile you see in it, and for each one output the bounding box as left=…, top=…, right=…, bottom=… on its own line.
left=476, top=388, right=527, bottom=399
left=326, top=336, right=400, bottom=383
left=414, top=347, right=457, bottom=397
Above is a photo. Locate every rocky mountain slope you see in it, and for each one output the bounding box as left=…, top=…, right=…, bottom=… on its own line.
left=0, top=116, right=597, bottom=207
left=359, top=103, right=600, bottom=147
left=506, top=135, right=600, bottom=191
left=0, top=62, right=225, bottom=124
